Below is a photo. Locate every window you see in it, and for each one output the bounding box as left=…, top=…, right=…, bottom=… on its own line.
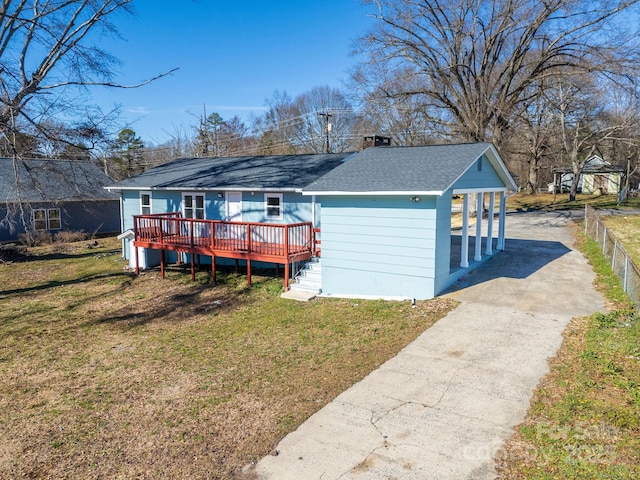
left=33, top=208, right=61, bottom=230
left=33, top=209, right=47, bottom=230
left=140, top=192, right=151, bottom=214
left=183, top=193, right=205, bottom=219
left=265, top=193, right=283, bottom=220
left=48, top=209, right=61, bottom=230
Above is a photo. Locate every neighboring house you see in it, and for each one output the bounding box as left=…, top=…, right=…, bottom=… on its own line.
left=550, top=155, right=625, bottom=194
left=581, top=156, right=625, bottom=194
left=0, top=158, right=121, bottom=242
left=108, top=143, right=517, bottom=300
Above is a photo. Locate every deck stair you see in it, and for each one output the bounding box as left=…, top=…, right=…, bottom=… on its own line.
left=290, top=257, right=322, bottom=295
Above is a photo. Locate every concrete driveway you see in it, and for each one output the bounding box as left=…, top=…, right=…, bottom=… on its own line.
left=250, top=211, right=605, bottom=479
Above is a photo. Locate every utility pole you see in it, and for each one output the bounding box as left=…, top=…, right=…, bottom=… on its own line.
left=317, top=111, right=332, bottom=153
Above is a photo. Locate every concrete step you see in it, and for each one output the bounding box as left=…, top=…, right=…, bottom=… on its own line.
left=290, top=258, right=322, bottom=295
left=293, top=278, right=321, bottom=292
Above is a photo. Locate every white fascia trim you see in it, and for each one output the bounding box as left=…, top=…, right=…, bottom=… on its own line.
left=483, top=144, right=519, bottom=191
left=452, top=187, right=508, bottom=194
left=447, top=144, right=518, bottom=194
left=300, top=190, right=443, bottom=196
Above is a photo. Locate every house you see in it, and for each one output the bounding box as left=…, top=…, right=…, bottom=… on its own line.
left=301, top=143, right=517, bottom=299
left=0, top=157, right=121, bottom=242
left=106, top=153, right=354, bottom=276
left=581, top=156, right=625, bottom=194
left=550, top=155, right=625, bottom=194
left=107, top=143, right=517, bottom=300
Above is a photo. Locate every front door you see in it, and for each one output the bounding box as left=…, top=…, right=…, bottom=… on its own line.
left=226, top=192, right=242, bottom=221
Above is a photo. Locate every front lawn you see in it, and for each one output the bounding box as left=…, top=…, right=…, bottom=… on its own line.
left=0, top=238, right=455, bottom=479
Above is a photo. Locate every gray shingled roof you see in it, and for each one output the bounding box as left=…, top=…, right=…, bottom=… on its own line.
left=0, top=158, right=118, bottom=203
left=109, top=153, right=355, bottom=191
left=303, top=143, right=497, bottom=193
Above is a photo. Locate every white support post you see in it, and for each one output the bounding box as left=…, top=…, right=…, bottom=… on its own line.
left=474, top=192, right=483, bottom=261
left=486, top=192, right=495, bottom=255
left=497, top=191, right=506, bottom=250
left=461, top=193, right=470, bottom=268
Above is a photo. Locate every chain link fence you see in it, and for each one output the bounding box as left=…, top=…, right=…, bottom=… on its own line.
left=584, top=205, right=640, bottom=308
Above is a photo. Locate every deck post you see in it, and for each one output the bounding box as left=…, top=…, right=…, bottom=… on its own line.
left=284, top=262, right=290, bottom=290
left=190, top=253, right=195, bottom=281
left=211, top=255, right=216, bottom=284
left=160, top=249, right=166, bottom=279
left=247, top=259, right=252, bottom=287
left=134, top=244, right=140, bottom=275
left=284, top=225, right=290, bottom=290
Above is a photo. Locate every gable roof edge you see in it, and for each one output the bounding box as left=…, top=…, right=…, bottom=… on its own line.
left=449, top=144, right=517, bottom=192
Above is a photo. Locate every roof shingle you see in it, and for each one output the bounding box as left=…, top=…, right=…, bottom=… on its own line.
left=110, top=153, right=355, bottom=191
left=302, top=143, right=495, bottom=193
left=0, top=158, right=117, bottom=203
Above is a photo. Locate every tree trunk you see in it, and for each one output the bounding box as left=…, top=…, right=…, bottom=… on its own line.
left=525, top=158, right=539, bottom=194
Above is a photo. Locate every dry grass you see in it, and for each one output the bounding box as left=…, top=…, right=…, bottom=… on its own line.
left=506, top=192, right=640, bottom=211
left=601, top=215, right=640, bottom=267
left=0, top=238, right=456, bottom=479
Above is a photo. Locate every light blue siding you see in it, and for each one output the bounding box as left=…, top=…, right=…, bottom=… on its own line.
left=121, top=190, right=314, bottom=228
left=453, top=154, right=504, bottom=190
left=320, top=195, right=440, bottom=300
left=240, top=192, right=312, bottom=224
left=119, top=189, right=316, bottom=262
left=433, top=193, right=453, bottom=295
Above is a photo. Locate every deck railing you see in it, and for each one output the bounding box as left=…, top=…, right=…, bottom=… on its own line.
left=133, top=214, right=315, bottom=258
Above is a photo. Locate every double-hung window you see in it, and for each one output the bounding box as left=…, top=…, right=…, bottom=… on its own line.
left=183, top=193, right=205, bottom=219
left=33, top=208, right=61, bottom=230
left=48, top=209, right=61, bottom=230
left=140, top=192, right=152, bottom=214
left=265, top=193, right=283, bottom=220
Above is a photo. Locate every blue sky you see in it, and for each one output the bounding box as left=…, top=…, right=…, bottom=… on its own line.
left=91, top=0, right=375, bottom=144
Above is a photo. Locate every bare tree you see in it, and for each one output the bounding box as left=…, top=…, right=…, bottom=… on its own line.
left=352, top=66, right=443, bottom=146
left=252, top=90, right=300, bottom=155
left=0, top=0, right=175, bottom=232
left=252, top=87, right=359, bottom=154
left=355, top=0, right=640, bottom=146
left=218, top=116, right=253, bottom=156
left=505, top=80, right=556, bottom=193
left=549, top=77, right=639, bottom=200
left=291, top=86, right=359, bottom=153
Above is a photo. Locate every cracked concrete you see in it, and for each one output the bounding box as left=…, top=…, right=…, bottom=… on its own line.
left=250, top=211, right=605, bottom=480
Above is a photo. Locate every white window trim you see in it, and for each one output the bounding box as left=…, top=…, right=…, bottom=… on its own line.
left=182, top=192, right=206, bottom=219
left=265, top=193, right=283, bottom=220
left=47, top=208, right=61, bottom=230
left=33, top=209, right=47, bottom=230
left=33, top=208, right=61, bottom=230
left=140, top=191, right=152, bottom=215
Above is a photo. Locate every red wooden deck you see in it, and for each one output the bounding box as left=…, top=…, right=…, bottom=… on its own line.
left=133, top=213, right=317, bottom=288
